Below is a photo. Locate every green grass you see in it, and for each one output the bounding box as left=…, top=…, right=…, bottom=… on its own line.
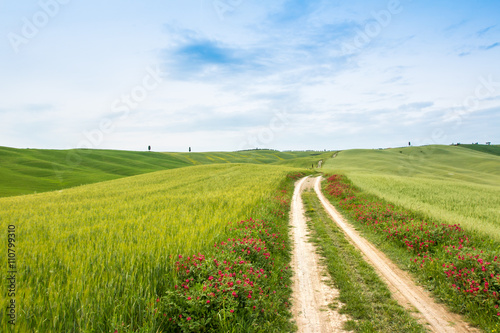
left=460, top=144, right=500, bottom=157
left=168, top=150, right=328, bottom=166
left=271, top=151, right=334, bottom=168
left=301, top=190, right=427, bottom=332
left=323, top=145, right=500, bottom=241
left=0, top=146, right=191, bottom=197
left=0, top=146, right=321, bottom=198
left=0, top=163, right=304, bottom=332
left=321, top=174, right=499, bottom=331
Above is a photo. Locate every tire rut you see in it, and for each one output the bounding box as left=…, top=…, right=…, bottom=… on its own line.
left=290, top=177, right=349, bottom=333
left=312, top=176, right=479, bottom=333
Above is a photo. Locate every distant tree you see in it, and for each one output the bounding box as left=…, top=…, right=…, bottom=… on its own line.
left=148, top=145, right=151, bottom=151
left=189, top=147, right=191, bottom=152
left=408, top=141, right=411, bottom=146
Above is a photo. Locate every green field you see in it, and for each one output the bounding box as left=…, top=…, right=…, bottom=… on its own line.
left=323, top=145, right=500, bottom=241
left=271, top=151, right=334, bottom=168
left=460, top=144, right=500, bottom=156
left=169, top=149, right=328, bottom=166
left=0, top=163, right=304, bottom=332
left=0, top=146, right=324, bottom=197
left=3, top=144, right=499, bottom=331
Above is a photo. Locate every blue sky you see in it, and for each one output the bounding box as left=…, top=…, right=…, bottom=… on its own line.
left=1, top=0, right=499, bottom=152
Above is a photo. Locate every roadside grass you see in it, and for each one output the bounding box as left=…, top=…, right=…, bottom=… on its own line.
left=301, top=190, right=427, bottom=332
left=323, top=145, right=500, bottom=242
left=341, top=174, right=500, bottom=241
left=322, top=174, right=500, bottom=331
left=0, top=164, right=306, bottom=332
left=0, top=146, right=322, bottom=197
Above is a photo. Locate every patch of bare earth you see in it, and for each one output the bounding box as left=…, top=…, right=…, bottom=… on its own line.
left=290, top=177, right=350, bottom=333
left=313, top=176, right=480, bottom=333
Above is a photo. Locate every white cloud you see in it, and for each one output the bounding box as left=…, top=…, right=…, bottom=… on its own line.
left=0, top=0, right=499, bottom=151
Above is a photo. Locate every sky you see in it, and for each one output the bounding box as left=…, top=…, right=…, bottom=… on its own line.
left=1, top=0, right=499, bottom=152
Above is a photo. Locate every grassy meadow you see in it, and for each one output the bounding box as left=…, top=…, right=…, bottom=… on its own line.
left=323, top=145, right=500, bottom=241
left=0, top=163, right=304, bottom=332
left=0, top=146, right=324, bottom=197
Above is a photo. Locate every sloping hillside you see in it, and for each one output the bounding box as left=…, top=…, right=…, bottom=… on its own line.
left=460, top=144, right=500, bottom=157
left=323, top=145, right=500, bottom=240
left=0, top=146, right=323, bottom=197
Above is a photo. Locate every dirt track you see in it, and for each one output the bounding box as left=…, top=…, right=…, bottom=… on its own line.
left=311, top=176, right=479, bottom=333
left=290, top=177, right=349, bottom=333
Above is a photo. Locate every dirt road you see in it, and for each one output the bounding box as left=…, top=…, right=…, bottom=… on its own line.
left=290, top=177, right=349, bottom=333
left=312, top=176, right=478, bottom=333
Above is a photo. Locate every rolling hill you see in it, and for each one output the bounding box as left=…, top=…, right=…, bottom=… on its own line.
left=323, top=145, right=500, bottom=240
left=0, top=146, right=325, bottom=197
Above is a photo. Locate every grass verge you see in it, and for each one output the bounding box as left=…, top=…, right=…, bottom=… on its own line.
left=301, top=190, right=426, bottom=332
left=322, top=174, right=500, bottom=331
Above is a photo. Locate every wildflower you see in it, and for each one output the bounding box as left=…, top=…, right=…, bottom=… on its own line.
left=187, top=317, right=191, bottom=321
